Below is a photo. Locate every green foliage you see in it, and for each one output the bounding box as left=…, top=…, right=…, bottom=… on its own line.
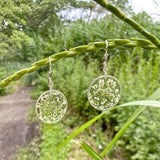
left=39, top=123, right=71, bottom=160
left=15, top=124, right=71, bottom=160
left=1, top=0, right=160, bottom=159
left=0, top=0, right=94, bottom=61
left=57, top=99, right=160, bottom=158
left=15, top=138, right=41, bottom=160
left=105, top=50, right=160, bottom=159
left=29, top=49, right=160, bottom=160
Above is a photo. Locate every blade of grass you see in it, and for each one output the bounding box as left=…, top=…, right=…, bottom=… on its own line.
left=57, top=88, right=160, bottom=151
left=81, top=141, right=103, bottom=160
left=57, top=101, right=160, bottom=151
left=148, top=88, right=160, bottom=100
left=100, top=106, right=146, bottom=157
left=118, top=100, right=160, bottom=108
left=101, top=89, right=160, bottom=157
left=56, top=107, right=115, bottom=151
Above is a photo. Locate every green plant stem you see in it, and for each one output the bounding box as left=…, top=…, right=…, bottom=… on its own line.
left=93, top=0, right=160, bottom=48
left=0, top=38, right=158, bottom=89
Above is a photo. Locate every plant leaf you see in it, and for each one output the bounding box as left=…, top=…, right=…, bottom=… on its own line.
left=101, top=89, right=160, bottom=157
left=119, top=100, right=160, bottom=108
left=57, top=88, right=160, bottom=151
left=56, top=107, right=115, bottom=151
left=100, top=106, right=146, bottom=157
left=148, top=88, right=160, bottom=100
left=81, top=141, right=103, bottom=160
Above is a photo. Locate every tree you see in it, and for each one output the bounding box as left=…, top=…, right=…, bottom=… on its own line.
left=0, top=0, right=94, bottom=61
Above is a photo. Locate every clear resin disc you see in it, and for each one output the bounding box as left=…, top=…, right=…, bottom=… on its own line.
left=88, top=75, right=121, bottom=110
left=36, top=90, right=67, bottom=123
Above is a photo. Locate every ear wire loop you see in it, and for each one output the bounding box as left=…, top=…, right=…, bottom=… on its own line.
left=48, top=57, right=53, bottom=91
left=103, top=40, right=108, bottom=75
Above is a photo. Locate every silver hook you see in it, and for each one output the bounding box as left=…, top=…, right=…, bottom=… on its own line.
left=105, top=40, right=108, bottom=50
left=103, top=40, right=108, bottom=75
left=48, top=57, right=53, bottom=91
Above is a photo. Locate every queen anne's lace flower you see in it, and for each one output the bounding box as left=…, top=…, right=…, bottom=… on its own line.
left=36, top=90, right=67, bottom=123
left=88, top=75, right=121, bottom=110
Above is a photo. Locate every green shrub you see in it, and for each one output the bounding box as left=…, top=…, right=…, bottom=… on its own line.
left=104, top=49, right=160, bottom=159
left=15, top=138, right=40, bottom=160
left=30, top=49, right=160, bottom=159
left=39, top=123, right=71, bottom=160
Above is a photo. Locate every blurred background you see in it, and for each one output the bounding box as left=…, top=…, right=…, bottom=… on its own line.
left=0, top=0, right=160, bottom=159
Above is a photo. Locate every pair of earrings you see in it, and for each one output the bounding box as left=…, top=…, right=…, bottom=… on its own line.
left=35, top=40, right=121, bottom=123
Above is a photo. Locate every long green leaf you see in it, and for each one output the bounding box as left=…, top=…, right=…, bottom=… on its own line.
left=119, top=100, right=160, bottom=108
left=57, top=88, right=160, bottom=151
left=82, top=100, right=160, bottom=158
left=56, top=107, right=115, bottom=151
left=100, top=106, right=146, bottom=157
left=101, top=89, right=160, bottom=157
left=57, top=101, right=160, bottom=151
left=81, top=141, right=103, bottom=160
left=148, top=88, right=160, bottom=100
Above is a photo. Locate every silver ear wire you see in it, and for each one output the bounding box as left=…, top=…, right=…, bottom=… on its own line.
left=36, top=56, right=68, bottom=123
left=103, top=40, right=108, bottom=75
left=105, top=40, right=108, bottom=49
left=88, top=39, right=121, bottom=110
left=48, top=57, right=53, bottom=91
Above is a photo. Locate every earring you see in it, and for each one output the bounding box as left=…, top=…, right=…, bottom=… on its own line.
left=88, top=40, right=121, bottom=110
left=35, top=57, right=67, bottom=123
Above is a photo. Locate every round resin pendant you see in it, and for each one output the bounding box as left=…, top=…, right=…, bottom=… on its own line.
left=88, top=75, right=121, bottom=110
left=36, top=90, right=67, bottom=123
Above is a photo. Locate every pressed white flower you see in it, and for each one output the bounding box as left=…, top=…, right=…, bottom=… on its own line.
left=44, top=94, right=48, bottom=98
left=92, top=84, right=97, bottom=89
left=95, top=102, right=99, bottom=106
left=112, top=82, right=116, bottom=88
left=62, top=101, right=66, bottom=105
left=101, top=98, right=106, bottom=105
left=99, top=79, right=105, bottom=87
left=94, top=97, right=100, bottom=100
left=56, top=97, right=60, bottom=102
left=90, top=100, right=94, bottom=104
left=115, top=89, right=119, bottom=93
left=99, top=106, right=104, bottom=109
left=115, top=97, right=119, bottom=103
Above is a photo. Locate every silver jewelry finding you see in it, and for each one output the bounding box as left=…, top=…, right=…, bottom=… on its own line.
left=87, top=40, right=121, bottom=110
left=35, top=57, right=67, bottom=123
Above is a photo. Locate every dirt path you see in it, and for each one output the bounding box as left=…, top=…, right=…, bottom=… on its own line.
left=0, top=86, right=37, bottom=160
